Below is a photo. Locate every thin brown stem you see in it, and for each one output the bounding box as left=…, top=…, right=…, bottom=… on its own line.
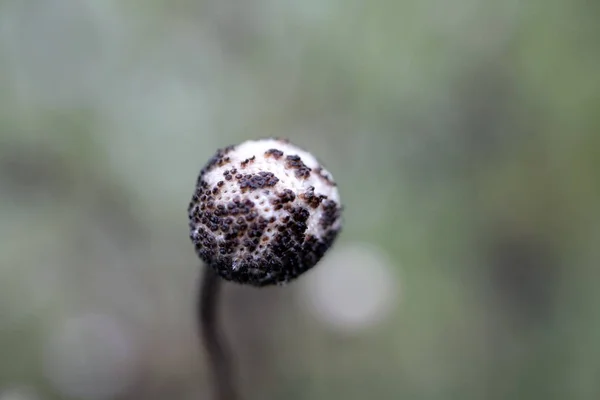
left=198, top=265, right=239, bottom=400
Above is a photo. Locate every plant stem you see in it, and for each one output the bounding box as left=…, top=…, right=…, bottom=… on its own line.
left=198, top=265, right=239, bottom=400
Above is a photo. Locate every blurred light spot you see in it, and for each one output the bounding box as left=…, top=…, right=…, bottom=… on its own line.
left=299, top=242, right=399, bottom=333
left=0, top=387, right=41, bottom=400
left=43, top=313, right=137, bottom=400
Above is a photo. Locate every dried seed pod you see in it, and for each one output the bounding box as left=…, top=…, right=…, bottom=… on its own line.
left=188, top=138, right=343, bottom=286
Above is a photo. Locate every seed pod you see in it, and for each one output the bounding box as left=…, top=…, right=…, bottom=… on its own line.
left=188, top=138, right=343, bottom=286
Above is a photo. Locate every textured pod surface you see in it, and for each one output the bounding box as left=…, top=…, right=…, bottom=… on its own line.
left=188, top=138, right=343, bottom=286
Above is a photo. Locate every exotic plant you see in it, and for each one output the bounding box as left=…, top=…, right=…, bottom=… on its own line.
left=188, top=138, right=343, bottom=400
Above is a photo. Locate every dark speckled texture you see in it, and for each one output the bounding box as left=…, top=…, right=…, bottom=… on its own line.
left=188, top=139, right=342, bottom=286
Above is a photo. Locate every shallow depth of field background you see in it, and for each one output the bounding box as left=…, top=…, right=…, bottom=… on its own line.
left=1, top=1, right=599, bottom=399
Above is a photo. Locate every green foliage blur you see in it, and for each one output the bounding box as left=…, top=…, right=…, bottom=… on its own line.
left=1, top=0, right=599, bottom=399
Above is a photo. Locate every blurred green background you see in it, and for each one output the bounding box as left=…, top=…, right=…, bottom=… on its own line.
left=1, top=0, right=599, bottom=399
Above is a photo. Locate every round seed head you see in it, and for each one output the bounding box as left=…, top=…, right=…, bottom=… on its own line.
left=188, top=138, right=343, bottom=286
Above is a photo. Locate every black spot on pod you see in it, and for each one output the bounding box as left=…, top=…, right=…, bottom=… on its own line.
left=265, top=149, right=284, bottom=159
left=285, top=155, right=312, bottom=179
left=238, top=171, right=279, bottom=192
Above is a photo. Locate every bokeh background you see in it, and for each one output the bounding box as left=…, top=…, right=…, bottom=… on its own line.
left=1, top=0, right=599, bottom=399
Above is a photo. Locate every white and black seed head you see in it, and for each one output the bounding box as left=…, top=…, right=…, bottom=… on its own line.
left=188, top=138, right=343, bottom=286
